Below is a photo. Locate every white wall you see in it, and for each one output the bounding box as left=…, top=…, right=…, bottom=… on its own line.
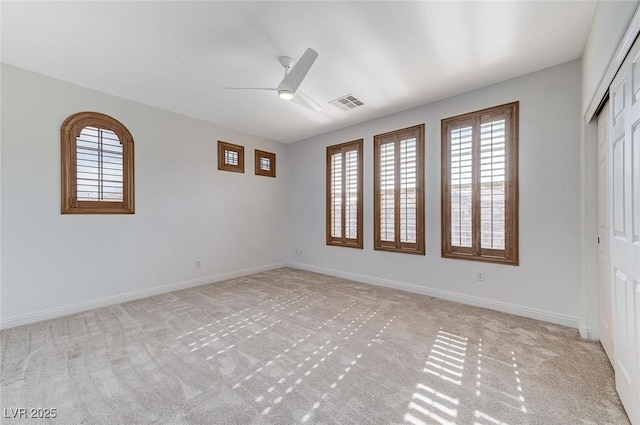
left=0, top=57, right=599, bottom=330
left=0, top=64, right=288, bottom=328
left=582, top=0, right=639, bottom=115
left=286, top=60, right=583, bottom=327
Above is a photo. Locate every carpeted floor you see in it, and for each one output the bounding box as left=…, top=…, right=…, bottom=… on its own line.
left=0, top=267, right=630, bottom=424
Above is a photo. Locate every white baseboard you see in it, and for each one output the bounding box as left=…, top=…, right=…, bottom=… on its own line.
left=287, top=262, right=581, bottom=330
left=578, top=320, right=592, bottom=340
left=3, top=261, right=582, bottom=332
left=0, top=262, right=286, bottom=330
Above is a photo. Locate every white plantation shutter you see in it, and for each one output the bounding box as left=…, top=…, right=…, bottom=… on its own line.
left=327, top=140, right=363, bottom=248
left=225, top=150, right=239, bottom=166
left=450, top=126, right=473, bottom=248
left=480, top=119, right=506, bottom=250
left=442, top=102, right=518, bottom=264
left=330, top=153, right=343, bottom=238
left=374, top=125, right=424, bottom=254
left=380, top=142, right=395, bottom=242
left=345, top=150, right=359, bottom=239
left=400, top=138, right=417, bottom=243
left=76, top=126, right=124, bottom=202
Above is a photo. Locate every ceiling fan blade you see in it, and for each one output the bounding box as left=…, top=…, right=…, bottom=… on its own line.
left=223, top=87, right=277, bottom=91
left=278, top=48, right=318, bottom=93
left=293, top=90, right=323, bottom=112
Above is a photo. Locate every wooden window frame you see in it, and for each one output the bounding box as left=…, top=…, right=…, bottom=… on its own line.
left=218, top=141, right=245, bottom=173
left=61, top=111, right=134, bottom=214
left=326, top=139, right=363, bottom=249
left=441, top=101, right=519, bottom=265
left=255, top=149, right=276, bottom=178
left=374, top=124, right=425, bottom=255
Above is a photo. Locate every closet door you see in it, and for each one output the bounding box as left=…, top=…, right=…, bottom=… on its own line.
left=598, top=101, right=613, bottom=361
left=609, top=37, right=640, bottom=425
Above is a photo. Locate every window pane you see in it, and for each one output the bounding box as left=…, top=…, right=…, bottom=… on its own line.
left=330, top=153, right=343, bottom=238
left=400, top=138, right=417, bottom=243
left=345, top=149, right=358, bottom=239
left=76, top=126, right=123, bottom=202
left=380, top=142, right=395, bottom=242
left=225, top=150, right=239, bottom=165
left=450, top=126, right=473, bottom=247
left=480, top=120, right=506, bottom=250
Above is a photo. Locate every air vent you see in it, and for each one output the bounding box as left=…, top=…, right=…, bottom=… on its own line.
left=329, top=94, right=364, bottom=111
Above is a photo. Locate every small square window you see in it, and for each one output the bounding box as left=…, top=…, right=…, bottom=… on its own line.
left=255, top=149, right=276, bottom=177
left=218, top=141, right=244, bottom=173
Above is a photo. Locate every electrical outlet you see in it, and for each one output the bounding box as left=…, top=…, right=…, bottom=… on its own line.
left=196, top=260, right=201, bottom=268
left=476, top=272, right=484, bottom=281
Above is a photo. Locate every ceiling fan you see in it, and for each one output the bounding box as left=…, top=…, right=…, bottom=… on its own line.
left=224, top=48, right=323, bottom=112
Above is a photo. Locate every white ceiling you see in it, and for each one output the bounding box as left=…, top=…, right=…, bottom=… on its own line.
left=1, top=1, right=597, bottom=143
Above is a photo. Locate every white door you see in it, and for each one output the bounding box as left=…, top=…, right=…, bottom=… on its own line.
left=609, top=37, right=640, bottom=425
left=598, top=101, right=614, bottom=361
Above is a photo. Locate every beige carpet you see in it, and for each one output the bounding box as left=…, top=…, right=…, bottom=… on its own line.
left=0, top=268, right=629, bottom=424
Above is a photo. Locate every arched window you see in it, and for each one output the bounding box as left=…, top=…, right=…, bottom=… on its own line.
left=61, top=112, right=134, bottom=214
